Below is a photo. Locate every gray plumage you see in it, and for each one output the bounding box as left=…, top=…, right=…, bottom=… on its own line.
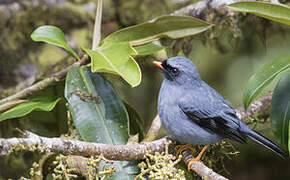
left=157, top=57, right=288, bottom=158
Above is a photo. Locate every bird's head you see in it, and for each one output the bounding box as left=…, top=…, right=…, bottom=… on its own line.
left=153, top=57, right=201, bottom=85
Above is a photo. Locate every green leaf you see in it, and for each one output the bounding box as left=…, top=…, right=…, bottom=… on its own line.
left=243, top=56, right=290, bottom=109
left=83, top=42, right=141, bottom=87
left=133, top=43, right=164, bottom=56
left=270, top=71, right=290, bottom=150
left=0, top=96, right=61, bottom=122
left=103, top=15, right=212, bottom=45
left=21, top=82, right=68, bottom=137
left=65, top=66, right=138, bottom=179
left=228, top=1, right=290, bottom=26
left=31, top=25, right=80, bottom=60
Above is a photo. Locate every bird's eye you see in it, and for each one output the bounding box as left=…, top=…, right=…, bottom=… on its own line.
left=171, top=68, right=179, bottom=76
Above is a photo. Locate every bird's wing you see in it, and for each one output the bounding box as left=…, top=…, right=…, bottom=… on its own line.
left=203, top=82, right=232, bottom=107
left=179, top=98, right=247, bottom=144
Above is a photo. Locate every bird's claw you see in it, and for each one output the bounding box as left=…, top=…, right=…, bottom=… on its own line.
left=186, top=145, right=208, bottom=172
left=175, top=144, right=196, bottom=156
left=187, top=157, right=201, bottom=172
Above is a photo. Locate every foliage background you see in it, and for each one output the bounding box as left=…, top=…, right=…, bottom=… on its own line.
left=0, top=0, right=289, bottom=179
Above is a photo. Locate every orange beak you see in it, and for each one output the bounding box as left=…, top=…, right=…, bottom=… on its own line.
left=153, top=61, right=163, bottom=70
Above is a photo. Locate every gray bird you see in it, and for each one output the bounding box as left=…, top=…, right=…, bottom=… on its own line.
left=153, top=57, right=288, bottom=169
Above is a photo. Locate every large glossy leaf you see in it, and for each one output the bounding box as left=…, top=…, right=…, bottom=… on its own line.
left=0, top=96, right=61, bottom=122
left=103, top=15, right=212, bottom=45
left=83, top=42, right=141, bottom=87
left=270, top=71, right=290, bottom=150
left=65, top=66, right=137, bottom=179
left=243, top=56, right=290, bottom=109
left=31, top=25, right=80, bottom=60
left=228, top=1, right=290, bottom=26
left=133, top=43, right=164, bottom=56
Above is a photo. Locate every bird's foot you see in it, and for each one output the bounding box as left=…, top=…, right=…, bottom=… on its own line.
left=175, top=144, right=196, bottom=156
left=186, top=145, right=208, bottom=171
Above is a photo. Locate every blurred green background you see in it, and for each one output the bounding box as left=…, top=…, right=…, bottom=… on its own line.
left=0, top=0, right=289, bottom=179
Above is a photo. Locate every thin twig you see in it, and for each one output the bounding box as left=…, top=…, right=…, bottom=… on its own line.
left=0, top=99, right=28, bottom=113
left=142, top=115, right=161, bottom=142
left=0, top=55, right=89, bottom=104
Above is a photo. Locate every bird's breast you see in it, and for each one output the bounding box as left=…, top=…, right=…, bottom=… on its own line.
left=157, top=81, right=221, bottom=145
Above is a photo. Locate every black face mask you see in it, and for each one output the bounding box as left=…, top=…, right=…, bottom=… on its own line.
left=162, top=60, right=180, bottom=81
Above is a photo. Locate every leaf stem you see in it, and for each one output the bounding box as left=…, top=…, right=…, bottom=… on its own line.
left=92, top=0, right=103, bottom=50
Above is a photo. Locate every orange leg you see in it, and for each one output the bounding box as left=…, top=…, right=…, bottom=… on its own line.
left=176, top=144, right=196, bottom=156
left=187, top=145, right=208, bottom=171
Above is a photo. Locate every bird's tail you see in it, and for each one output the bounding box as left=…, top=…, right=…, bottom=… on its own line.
left=244, top=129, right=288, bottom=159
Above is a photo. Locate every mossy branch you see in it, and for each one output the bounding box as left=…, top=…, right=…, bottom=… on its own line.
left=0, top=55, right=89, bottom=104
left=0, top=130, right=169, bottom=160
left=172, top=0, right=282, bottom=17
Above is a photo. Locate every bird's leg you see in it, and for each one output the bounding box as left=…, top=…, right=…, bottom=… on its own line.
left=187, top=145, right=208, bottom=171
left=175, top=144, right=196, bottom=156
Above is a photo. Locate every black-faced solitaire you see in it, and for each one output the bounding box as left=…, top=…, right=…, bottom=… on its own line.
left=153, top=57, right=288, bottom=170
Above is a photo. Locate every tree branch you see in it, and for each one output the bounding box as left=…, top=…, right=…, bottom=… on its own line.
left=0, top=55, right=89, bottom=104
left=172, top=0, right=281, bottom=17
left=236, top=91, right=272, bottom=122
left=0, top=99, right=28, bottom=113
left=0, top=131, right=169, bottom=161
left=182, top=150, right=228, bottom=180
